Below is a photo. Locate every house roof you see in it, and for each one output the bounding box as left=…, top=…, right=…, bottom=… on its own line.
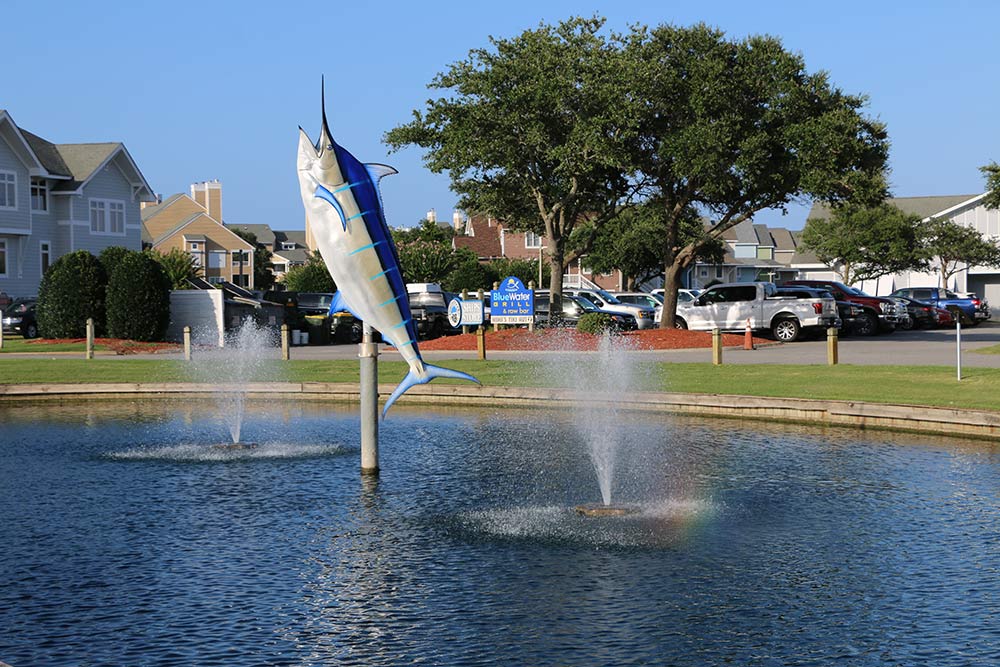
left=453, top=214, right=502, bottom=259
left=275, top=229, right=307, bottom=246
left=152, top=212, right=254, bottom=249
left=273, top=248, right=310, bottom=264
left=807, top=194, right=983, bottom=222
left=752, top=223, right=774, bottom=247
left=227, top=223, right=276, bottom=245
left=19, top=129, right=72, bottom=177
left=769, top=227, right=797, bottom=252
left=141, top=193, right=186, bottom=221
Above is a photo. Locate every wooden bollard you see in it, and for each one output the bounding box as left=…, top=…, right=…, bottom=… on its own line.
left=461, top=289, right=470, bottom=336
left=85, top=317, right=94, bottom=359
left=183, top=326, right=192, bottom=360
left=528, top=280, right=535, bottom=333
left=827, top=326, right=839, bottom=366
left=281, top=323, right=290, bottom=360
left=712, top=327, right=722, bottom=365
left=477, top=325, right=487, bottom=360
left=0, top=309, right=4, bottom=350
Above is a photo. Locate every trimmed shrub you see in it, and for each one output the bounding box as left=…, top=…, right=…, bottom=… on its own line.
left=99, top=246, right=139, bottom=282
left=106, top=252, right=172, bottom=341
left=576, top=312, right=615, bottom=335
left=36, top=250, right=108, bottom=338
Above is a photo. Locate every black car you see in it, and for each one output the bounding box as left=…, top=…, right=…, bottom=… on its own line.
left=2, top=298, right=39, bottom=338
left=892, top=296, right=940, bottom=330
left=535, top=294, right=638, bottom=330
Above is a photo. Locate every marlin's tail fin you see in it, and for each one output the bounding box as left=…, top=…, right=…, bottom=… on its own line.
left=382, top=364, right=480, bottom=418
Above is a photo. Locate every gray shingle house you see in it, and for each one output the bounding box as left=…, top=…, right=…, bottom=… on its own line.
left=0, top=109, right=154, bottom=300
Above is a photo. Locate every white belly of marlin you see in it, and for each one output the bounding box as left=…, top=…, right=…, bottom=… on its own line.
left=296, top=103, right=479, bottom=416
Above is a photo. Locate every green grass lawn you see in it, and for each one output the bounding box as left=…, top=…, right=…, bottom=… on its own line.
left=0, top=337, right=109, bottom=354
left=2, top=357, right=1000, bottom=411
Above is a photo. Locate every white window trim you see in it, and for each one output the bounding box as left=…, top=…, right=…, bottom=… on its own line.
left=89, top=198, right=127, bottom=236
left=39, top=240, right=51, bottom=275
left=524, top=231, right=542, bottom=249
left=0, top=239, right=7, bottom=277
left=0, top=171, right=16, bottom=210
left=30, top=177, right=49, bottom=214
left=209, top=250, right=227, bottom=269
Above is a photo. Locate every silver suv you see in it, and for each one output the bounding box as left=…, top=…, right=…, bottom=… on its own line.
left=567, top=288, right=656, bottom=329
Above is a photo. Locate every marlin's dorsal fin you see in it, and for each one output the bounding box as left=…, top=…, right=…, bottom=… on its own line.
left=366, top=163, right=398, bottom=182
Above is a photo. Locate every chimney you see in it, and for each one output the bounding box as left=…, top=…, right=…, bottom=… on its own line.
left=452, top=210, right=465, bottom=235
left=426, top=208, right=437, bottom=223
left=191, top=180, right=223, bottom=222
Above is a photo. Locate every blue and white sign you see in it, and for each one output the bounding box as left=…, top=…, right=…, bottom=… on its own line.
left=448, top=298, right=484, bottom=328
left=490, top=276, right=534, bottom=324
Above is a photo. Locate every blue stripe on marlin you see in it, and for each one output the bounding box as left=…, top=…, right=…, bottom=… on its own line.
left=297, top=86, right=479, bottom=417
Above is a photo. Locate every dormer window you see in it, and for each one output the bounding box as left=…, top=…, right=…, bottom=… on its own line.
left=281, top=241, right=296, bottom=250
left=30, top=178, right=48, bottom=212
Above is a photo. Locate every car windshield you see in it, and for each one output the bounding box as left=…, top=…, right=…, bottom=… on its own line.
left=594, top=289, right=621, bottom=304
left=7, top=300, right=35, bottom=313
left=572, top=296, right=599, bottom=312
left=846, top=286, right=871, bottom=297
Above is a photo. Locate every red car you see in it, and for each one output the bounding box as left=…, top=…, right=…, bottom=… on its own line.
left=935, top=307, right=955, bottom=328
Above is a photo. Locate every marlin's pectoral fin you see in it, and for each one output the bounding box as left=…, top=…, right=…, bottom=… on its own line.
left=314, top=184, right=348, bottom=231
left=328, top=290, right=362, bottom=320
left=382, top=364, right=480, bottom=418
left=366, top=163, right=398, bottom=182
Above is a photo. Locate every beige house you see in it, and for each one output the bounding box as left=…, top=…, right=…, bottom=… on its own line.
left=141, top=180, right=256, bottom=287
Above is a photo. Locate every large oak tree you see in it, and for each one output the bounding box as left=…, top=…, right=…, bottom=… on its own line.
left=626, top=24, right=889, bottom=327
left=385, top=17, right=639, bottom=321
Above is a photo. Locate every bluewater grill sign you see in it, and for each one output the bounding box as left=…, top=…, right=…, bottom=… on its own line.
left=448, top=298, right=484, bottom=328
left=490, top=276, right=534, bottom=324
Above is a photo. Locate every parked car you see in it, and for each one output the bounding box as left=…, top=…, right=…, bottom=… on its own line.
left=781, top=280, right=905, bottom=335
left=1, top=297, right=39, bottom=338
left=677, top=282, right=839, bottom=342
left=407, top=283, right=450, bottom=339
left=889, top=287, right=990, bottom=326
left=774, top=287, right=862, bottom=336
left=566, top=288, right=656, bottom=329
left=892, top=296, right=941, bottom=330
left=295, top=292, right=336, bottom=315
left=535, top=293, right=638, bottom=330
left=934, top=306, right=956, bottom=328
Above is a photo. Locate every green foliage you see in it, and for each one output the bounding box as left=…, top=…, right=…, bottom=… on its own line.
left=490, top=257, right=543, bottom=288
left=231, top=228, right=275, bottom=291
left=397, top=239, right=460, bottom=283
left=800, top=204, right=928, bottom=284
left=98, top=246, right=139, bottom=282
left=150, top=247, right=202, bottom=289
left=283, top=253, right=336, bottom=293
left=392, top=219, right=455, bottom=246
left=385, top=16, right=637, bottom=301
left=576, top=312, right=615, bottom=334
left=443, top=250, right=499, bottom=292
left=981, top=162, right=1000, bottom=210
left=36, top=250, right=108, bottom=338
left=924, top=217, right=1000, bottom=285
left=106, top=252, right=171, bottom=341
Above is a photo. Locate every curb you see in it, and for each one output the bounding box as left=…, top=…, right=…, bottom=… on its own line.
left=1, top=382, right=997, bottom=440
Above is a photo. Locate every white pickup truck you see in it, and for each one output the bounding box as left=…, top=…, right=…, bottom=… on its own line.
left=674, top=282, right=840, bottom=342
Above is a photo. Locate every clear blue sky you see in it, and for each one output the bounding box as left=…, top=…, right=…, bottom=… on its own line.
left=5, top=0, right=999, bottom=231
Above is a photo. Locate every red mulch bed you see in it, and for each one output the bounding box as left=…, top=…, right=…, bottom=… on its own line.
left=419, top=327, right=769, bottom=352
left=23, top=337, right=182, bottom=355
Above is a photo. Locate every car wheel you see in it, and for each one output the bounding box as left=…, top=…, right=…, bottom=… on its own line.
left=23, top=323, right=38, bottom=339
left=899, top=316, right=914, bottom=331
left=772, top=318, right=800, bottom=343
left=853, top=312, right=877, bottom=336
left=349, top=322, right=363, bottom=344
left=673, top=317, right=687, bottom=330
left=431, top=319, right=445, bottom=339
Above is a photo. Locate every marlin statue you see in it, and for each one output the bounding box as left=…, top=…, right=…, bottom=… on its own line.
left=296, top=92, right=480, bottom=417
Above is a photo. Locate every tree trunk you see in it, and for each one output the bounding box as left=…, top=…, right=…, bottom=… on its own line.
left=548, top=248, right=565, bottom=325
left=658, top=262, right=686, bottom=328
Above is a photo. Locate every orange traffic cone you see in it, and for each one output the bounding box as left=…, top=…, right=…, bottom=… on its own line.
left=744, top=318, right=753, bottom=350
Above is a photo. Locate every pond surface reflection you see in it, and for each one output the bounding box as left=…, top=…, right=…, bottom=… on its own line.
left=1, top=400, right=999, bottom=666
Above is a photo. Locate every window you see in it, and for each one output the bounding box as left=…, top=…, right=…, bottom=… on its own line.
left=715, top=266, right=723, bottom=279
left=280, top=241, right=296, bottom=250
left=40, top=241, right=51, bottom=274
left=0, top=239, right=6, bottom=276
left=0, top=171, right=15, bottom=209
left=209, top=250, right=226, bottom=269
left=524, top=231, right=542, bottom=248
left=89, top=199, right=126, bottom=235
left=231, top=250, right=250, bottom=264
left=30, top=178, right=48, bottom=212
left=189, top=250, right=203, bottom=267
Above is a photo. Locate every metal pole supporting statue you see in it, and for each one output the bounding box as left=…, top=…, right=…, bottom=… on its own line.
left=296, top=84, right=480, bottom=420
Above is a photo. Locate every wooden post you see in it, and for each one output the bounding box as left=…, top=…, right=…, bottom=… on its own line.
left=183, top=326, right=192, bottom=360
left=492, top=281, right=500, bottom=332
left=712, top=327, right=722, bottom=365
left=461, top=289, right=469, bottom=335
left=528, top=280, right=535, bottom=333
left=85, top=318, right=94, bottom=360
left=281, top=323, right=290, bottom=360
left=0, top=309, right=4, bottom=350
left=827, top=327, right=839, bottom=366
left=477, top=325, right=487, bottom=360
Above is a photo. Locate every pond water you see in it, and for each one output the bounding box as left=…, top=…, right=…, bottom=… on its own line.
left=1, top=400, right=1000, bottom=666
